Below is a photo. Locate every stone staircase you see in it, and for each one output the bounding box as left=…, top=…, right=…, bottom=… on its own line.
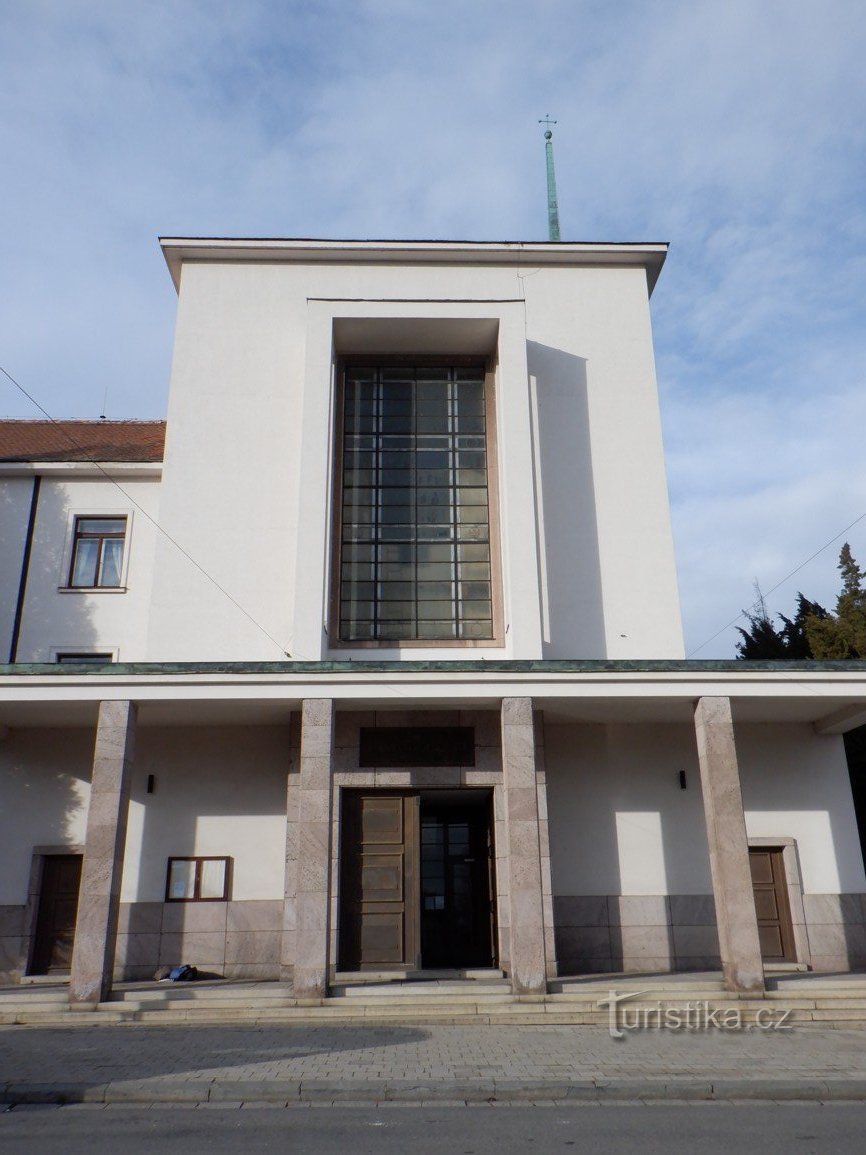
left=2, top=971, right=866, bottom=1027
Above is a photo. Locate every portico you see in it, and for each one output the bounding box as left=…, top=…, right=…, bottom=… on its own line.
left=2, top=659, right=865, bottom=1003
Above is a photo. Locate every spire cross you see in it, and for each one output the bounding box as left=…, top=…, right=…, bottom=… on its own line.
left=538, top=115, right=557, bottom=130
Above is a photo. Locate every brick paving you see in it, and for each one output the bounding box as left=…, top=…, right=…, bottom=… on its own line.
left=2, top=1022, right=866, bottom=1103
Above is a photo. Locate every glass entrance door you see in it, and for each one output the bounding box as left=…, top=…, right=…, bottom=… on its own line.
left=420, top=799, right=495, bottom=969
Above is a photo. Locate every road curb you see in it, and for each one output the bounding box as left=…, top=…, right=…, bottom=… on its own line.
left=5, top=1076, right=866, bottom=1105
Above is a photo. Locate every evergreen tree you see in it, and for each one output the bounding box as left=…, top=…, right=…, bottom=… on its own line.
left=736, top=589, right=828, bottom=659
left=805, top=544, right=866, bottom=658
left=778, top=594, right=830, bottom=658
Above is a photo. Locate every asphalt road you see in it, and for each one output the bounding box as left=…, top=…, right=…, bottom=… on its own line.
left=2, top=1103, right=866, bottom=1154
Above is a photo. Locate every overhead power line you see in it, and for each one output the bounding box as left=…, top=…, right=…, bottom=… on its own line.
left=0, top=364, right=291, bottom=659
left=687, top=511, right=866, bottom=657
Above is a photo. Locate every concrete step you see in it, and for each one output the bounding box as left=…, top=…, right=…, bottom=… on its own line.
left=108, top=982, right=294, bottom=1004
left=329, top=982, right=511, bottom=999
left=334, top=969, right=505, bottom=983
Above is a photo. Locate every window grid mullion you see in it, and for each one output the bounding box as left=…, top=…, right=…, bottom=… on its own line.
left=412, top=367, right=419, bottom=640
left=449, top=373, right=460, bottom=638
left=373, top=370, right=382, bottom=641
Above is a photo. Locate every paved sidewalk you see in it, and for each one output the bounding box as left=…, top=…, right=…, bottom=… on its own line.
left=3, top=1022, right=866, bottom=1105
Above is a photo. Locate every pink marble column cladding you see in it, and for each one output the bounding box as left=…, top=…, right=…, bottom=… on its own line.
left=694, top=696, right=765, bottom=994
left=69, top=700, right=137, bottom=1006
left=501, top=696, right=548, bottom=994
left=280, top=713, right=301, bottom=982
left=291, top=699, right=335, bottom=1000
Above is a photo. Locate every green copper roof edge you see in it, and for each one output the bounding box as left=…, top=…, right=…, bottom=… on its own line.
left=4, top=659, right=866, bottom=677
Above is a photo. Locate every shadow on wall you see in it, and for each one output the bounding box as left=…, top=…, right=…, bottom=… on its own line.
left=0, top=482, right=101, bottom=980
left=8, top=479, right=103, bottom=663
left=526, top=342, right=605, bottom=658
left=116, top=725, right=292, bottom=981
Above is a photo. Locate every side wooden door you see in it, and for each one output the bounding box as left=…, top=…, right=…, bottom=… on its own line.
left=30, top=854, right=82, bottom=974
left=339, top=792, right=420, bottom=970
left=749, top=848, right=795, bottom=961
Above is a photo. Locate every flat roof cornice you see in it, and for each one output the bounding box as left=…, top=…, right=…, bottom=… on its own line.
left=159, top=238, right=669, bottom=294
left=4, top=659, right=866, bottom=676
left=6, top=660, right=866, bottom=729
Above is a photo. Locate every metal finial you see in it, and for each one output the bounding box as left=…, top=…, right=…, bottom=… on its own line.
left=538, top=116, right=561, bottom=242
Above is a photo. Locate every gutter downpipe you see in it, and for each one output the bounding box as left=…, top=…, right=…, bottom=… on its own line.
left=8, top=475, right=41, bottom=663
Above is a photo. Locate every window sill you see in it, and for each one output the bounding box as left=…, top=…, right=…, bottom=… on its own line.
left=57, top=586, right=128, bottom=594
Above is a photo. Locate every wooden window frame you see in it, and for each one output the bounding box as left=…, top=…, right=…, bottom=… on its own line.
left=165, top=856, right=231, bottom=903
left=66, top=515, right=127, bottom=590
left=329, top=355, right=504, bottom=649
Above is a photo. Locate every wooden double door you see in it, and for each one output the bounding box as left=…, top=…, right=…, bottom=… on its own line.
left=339, top=791, right=496, bottom=971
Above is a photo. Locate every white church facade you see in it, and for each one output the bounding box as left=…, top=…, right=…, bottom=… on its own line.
left=1, top=237, right=865, bottom=1004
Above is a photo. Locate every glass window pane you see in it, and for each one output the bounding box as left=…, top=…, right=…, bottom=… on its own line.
left=342, top=580, right=375, bottom=600
left=168, top=859, right=196, bottom=901
left=99, top=538, right=124, bottom=587
left=200, top=859, right=227, bottom=899
left=70, top=538, right=99, bottom=587
left=457, top=506, right=489, bottom=524
left=457, top=524, right=489, bottom=542
left=458, top=562, right=491, bottom=580
left=378, top=621, right=416, bottom=638
left=342, top=601, right=375, bottom=621
left=418, top=543, right=454, bottom=563
left=346, top=621, right=375, bottom=639
left=418, top=601, right=455, bottom=620
left=417, top=581, right=453, bottom=600
left=461, top=600, right=492, bottom=620
left=378, top=601, right=416, bottom=621
left=460, top=581, right=491, bottom=600
left=78, top=518, right=126, bottom=535
left=378, top=581, right=414, bottom=600
left=460, top=619, right=494, bottom=639
left=378, top=544, right=415, bottom=563
left=417, top=621, right=457, bottom=639
left=339, top=363, right=494, bottom=642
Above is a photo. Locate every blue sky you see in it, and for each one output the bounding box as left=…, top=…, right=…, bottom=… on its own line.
left=1, top=0, right=864, bottom=655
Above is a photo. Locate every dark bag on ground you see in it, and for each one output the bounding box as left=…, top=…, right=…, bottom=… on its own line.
left=168, top=964, right=197, bottom=982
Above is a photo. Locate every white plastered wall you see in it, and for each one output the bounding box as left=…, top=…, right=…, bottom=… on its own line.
left=738, top=723, right=866, bottom=894
left=546, top=722, right=712, bottom=896
left=0, top=727, right=92, bottom=903
left=147, top=256, right=684, bottom=662
left=0, top=477, right=33, bottom=659
left=545, top=721, right=864, bottom=898
left=11, top=475, right=160, bottom=662
left=121, top=725, right=290, bottom=903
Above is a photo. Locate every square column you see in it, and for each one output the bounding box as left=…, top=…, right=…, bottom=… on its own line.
left=694, top=696, right=764, bottom=993
left=292, top=699, right=335, bottom=1000
left=69, top=700, right=136, bottom=1006
left=501, top=697, right=548, bottom=994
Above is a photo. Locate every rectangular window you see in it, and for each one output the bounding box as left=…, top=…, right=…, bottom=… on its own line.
left=165, top=857, right=231, bottom=902
left=337, top=363, right=495, bottom=642
left=68, top=517, right=127, bottom=588
left=359, top=726, right=476, bottom=767
left=56, top=653, right=114, bottom=664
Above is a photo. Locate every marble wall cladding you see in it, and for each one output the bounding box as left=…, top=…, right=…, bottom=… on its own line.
left=112, top=899, right=284, bottom=980
left=554, top=892, right=866, bottom=974
left=0, top=904, right=25, bottom=981
left=554, top=895, right=721, bottom=974
left=802, top=893, right=866, bottom=972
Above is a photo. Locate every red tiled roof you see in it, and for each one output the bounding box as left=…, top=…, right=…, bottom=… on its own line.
left=0, top=420, right=165, bottom=463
